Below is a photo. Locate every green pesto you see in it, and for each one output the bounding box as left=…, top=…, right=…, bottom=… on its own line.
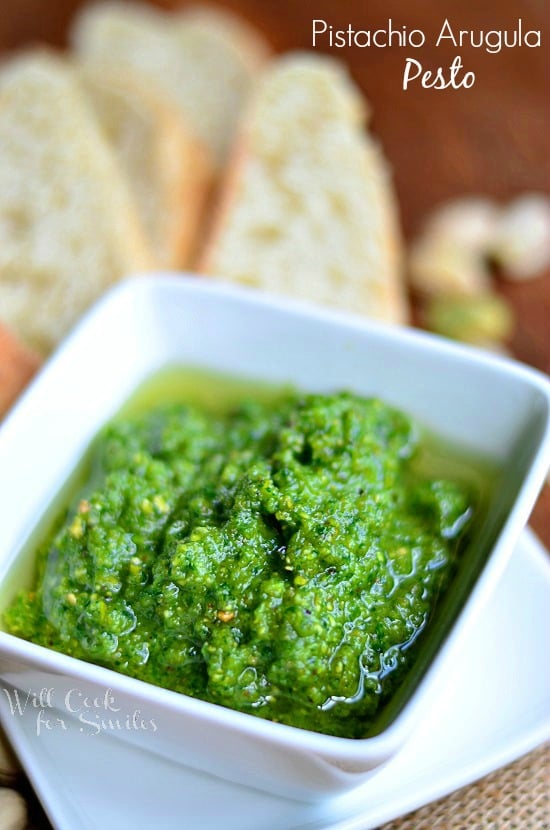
left=5, top=392, right=474, bottom=738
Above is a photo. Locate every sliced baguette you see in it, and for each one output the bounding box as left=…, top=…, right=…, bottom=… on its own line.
left=70, top=2, right=271, bottom=169
left=0, top=322, right=41, bottom=417
left=199, top=54, right=407, bottom=324
left=176, top=5, right=270, bottom=72
left=78, top=63, right=213, bottom=268
left=0, top=51, right=153, bottom=354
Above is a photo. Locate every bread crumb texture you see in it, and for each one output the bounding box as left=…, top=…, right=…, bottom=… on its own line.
left=203, top=54, right=406, bottom=323
left=0, top=51, right=153, bottom=354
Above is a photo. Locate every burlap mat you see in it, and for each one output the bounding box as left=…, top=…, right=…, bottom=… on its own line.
left=2, top=734, right=549, bottom=827
left=11, top=742, right=549, bottom=828
left=380, top=742, right=549, bottom=829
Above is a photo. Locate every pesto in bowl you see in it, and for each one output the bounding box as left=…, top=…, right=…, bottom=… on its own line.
left=5, top=390, right=474, bottom=738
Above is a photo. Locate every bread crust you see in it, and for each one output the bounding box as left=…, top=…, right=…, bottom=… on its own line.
left=196, top=131, right=251, bottom=274
left=0, top=323, right=41, bottom=417
left=78, top=63, right=214, bottom=268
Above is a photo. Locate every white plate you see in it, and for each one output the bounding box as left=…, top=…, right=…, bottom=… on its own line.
left=1, top=527, right=548, bottom=830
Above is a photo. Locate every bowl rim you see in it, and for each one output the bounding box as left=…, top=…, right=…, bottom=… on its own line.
left=1, top=272, right=549, bottom=763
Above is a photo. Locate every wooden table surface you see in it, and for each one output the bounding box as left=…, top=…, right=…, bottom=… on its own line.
left=0, top=0, right=548, bottom=545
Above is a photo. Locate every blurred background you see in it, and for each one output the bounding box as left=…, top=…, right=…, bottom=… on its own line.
left=0, top=3, right=548, bottom=826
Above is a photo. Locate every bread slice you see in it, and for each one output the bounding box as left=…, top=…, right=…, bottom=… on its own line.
left=0, top=51, right=153, bottom=354
left=177, top=5, right=270, bottom=72
left=70, top=2, right=271, bottom=169
left=199, top=54, right=407, bottom=325
left=78, top=63, right=213, bottom=268
left=0, top=322, right=41, bottom=417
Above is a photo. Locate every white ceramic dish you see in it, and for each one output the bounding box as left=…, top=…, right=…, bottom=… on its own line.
left=1, top=528, right=548, bottom=830
left=0, top=275, right=549, bottom=802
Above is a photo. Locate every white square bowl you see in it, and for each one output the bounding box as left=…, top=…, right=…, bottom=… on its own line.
left=0, top=274, right=549, bottom=802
